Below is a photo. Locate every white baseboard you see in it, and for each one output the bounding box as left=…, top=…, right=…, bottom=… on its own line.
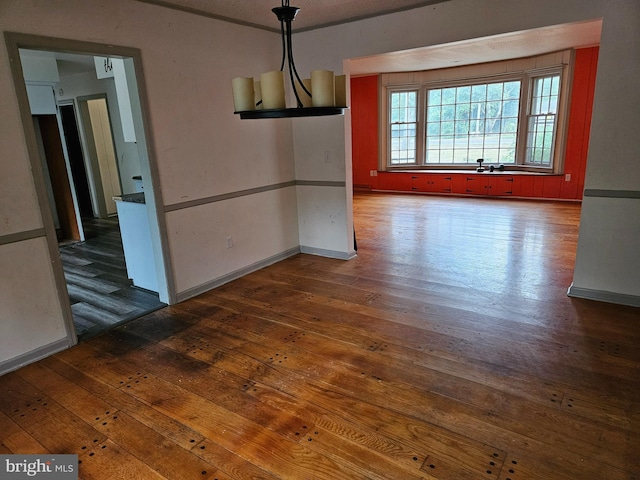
left=300, top=245, right=357, bottom=260
left=174, top=247, right=301, bottom=303
left=0, top=337, right=70, bottom=376
left=567, top=284, right=640, bottom=308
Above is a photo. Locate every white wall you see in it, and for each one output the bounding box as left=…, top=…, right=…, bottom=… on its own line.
left=573, top=197, right=640, bottom=298
left=293, top=115, right=354, bottom=258
left=0, top=238, right=69, bottom=364
left=293, top=0, right=640, bottom=304
left=570, top=2, right=640, bottom=304
left=167, top=187, right=300, bottom=294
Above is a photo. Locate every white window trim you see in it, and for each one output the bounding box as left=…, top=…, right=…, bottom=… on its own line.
left=387, top=87, right=422, bottom=166
left=521, top=66, right=572, bottom=172
left=379, top=50, right=574, bottom=174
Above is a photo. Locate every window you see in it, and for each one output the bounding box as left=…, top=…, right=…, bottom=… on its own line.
left=424, top=80, right=521, bottom=165
left=525, top=75, right=560, bottom=166
left=382, top=53, right=570, bottom=172
left=389, top=91, right=418, bottom=164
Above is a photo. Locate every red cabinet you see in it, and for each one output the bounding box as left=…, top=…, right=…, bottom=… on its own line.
left=463, top=175, right=513, bottom=196
left=411, top=174, right=452, bottom=193
left=374, top=172, right=575, bottom=200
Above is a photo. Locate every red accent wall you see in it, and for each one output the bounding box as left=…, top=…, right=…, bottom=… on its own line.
left=350, top=47, right=599, bottom=200
left=351, top=75, right=380, bottom=189
left=562, top=46, right=599, bottom=199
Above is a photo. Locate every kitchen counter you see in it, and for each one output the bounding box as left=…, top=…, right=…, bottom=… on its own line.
left=116, top=192, right=145, bottom=204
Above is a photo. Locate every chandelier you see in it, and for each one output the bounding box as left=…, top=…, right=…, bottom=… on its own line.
left=232, top=0, right=347, bottom=119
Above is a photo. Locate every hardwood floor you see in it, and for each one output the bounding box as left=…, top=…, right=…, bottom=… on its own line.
left=1, top=193, right=639, bottom=479
left=59, top=217, right=166, bottom=340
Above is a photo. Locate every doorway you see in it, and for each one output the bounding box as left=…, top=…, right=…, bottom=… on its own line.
left=58, top=98, right=165, bottom=340
left=34, top=114, right=82, bottom=243
left=7, top=33, right=172, bottom=345
left=59, top=104, right=93, bottom=218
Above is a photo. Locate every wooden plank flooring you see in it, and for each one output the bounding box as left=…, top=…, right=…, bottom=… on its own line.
left=59, top=217, right=166, bottom=340
left=2, top=193, right=639, bottom=479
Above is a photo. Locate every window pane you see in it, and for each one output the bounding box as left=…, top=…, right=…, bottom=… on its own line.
left=503, top=117, right=518, bottom=133
left=441, top=121, right=454, bottom=135
left=441, top=88, right=456, bottom=104
left=455, top=104, right=468, bottom=120
left=427, top=122, right=440, bottom=136
left=453, top=149, right=468, bottom=163
left=427, top=106, right=441, bottom=122
left=525, top=75, right=560, bottom=166
left=484, top=149, right=499, bottom=162
left=426, top=149, right=440, bottom=163
left=442, top=105, right=455, bottom=121
left=426, top=136, right=440, bottom=150
left=471, top=84, right=487, bottom=102
left=487, top=83, right=503, bottom=101
left=440, top=149, right=453, bottom=162
left=504, top=81, right=521, bottom=99
left=390, top=91, right=417, bottom=121
left=455, top=120, right=468, bottom=135
left=390, top=123, right=417, bottom=164
left=500, top=133, right=517, bottom=150
left=499, top=148, right=515, bottom=163
left=504, top=99, right=520, bottom=117
left=389, top=91, right=418, bottom=164
left=456, top=86, right=471, bottom=103
left=424, top=80, right=521, bottom=165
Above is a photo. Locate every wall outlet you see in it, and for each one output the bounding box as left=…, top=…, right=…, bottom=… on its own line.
left=370, top=170, right=378, bottom=176
left=226, top=236, right=233, bottom=248
left=565, top=173, right=571, bottom=182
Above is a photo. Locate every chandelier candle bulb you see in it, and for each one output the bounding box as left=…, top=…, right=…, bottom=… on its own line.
left=297, top=78, right=313, bottom=107
left=260, top=70, right=286, bottom=109
left=232, top=77, right=255, bottom=112
left=335, top=75, right=347, bottom=107
left=311, top=69, right=335, bottom=107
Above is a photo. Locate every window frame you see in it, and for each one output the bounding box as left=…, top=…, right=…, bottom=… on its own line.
left=522, top=69, right=564, bottom=168
left=380, top=54, right=572, bottom=174
left=387, top=87, right=422, bottom=165
left=422, top=74, right=524, bottom=168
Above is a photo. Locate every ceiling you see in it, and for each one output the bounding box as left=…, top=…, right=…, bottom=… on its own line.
left=135, top=0, right=451, bottom=32
left=24, top=1, right=601, bottom=78
left=349, top=20, right=602, bottom=75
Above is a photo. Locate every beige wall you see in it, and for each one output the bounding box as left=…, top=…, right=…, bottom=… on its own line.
left=0, top=0, right=301, bottom=370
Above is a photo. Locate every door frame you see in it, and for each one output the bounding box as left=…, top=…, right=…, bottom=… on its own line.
left=5, top=32, right=176, bottom=346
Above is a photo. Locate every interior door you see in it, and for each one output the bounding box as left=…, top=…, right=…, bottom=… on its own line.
left=38, top=114, right=81, bottom=242
left=87, top=98, right=121, bottom=216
